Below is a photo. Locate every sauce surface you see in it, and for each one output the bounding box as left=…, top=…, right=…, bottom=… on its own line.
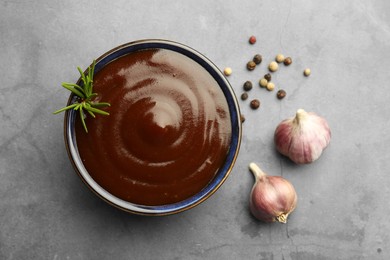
left=75, top=48, right=232, bottom=205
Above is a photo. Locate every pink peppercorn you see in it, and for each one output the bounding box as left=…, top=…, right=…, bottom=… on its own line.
left=249, top=36, right=256, bottom=44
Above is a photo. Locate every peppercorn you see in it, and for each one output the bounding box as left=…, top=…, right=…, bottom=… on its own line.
left=268, top=61, right=278, bottom=72
left=266, top=82, right=275, bottom=91
left=304, top=68, right=311, bottom=76
left=253, top=54, right=262, bottom=65
left=284, top=57, right=292, bottom=66
left=259, top=78, right=268, bottom=88
left=249, top=36, right=256, bottom=44
left=241, top=92, right=249, bottom=100
left=277, top=89, right=286, bottom=99
left=243, top=81, right=253, bottom=91
left=224, top=67, right=232, bottom=76
left=240, top=114, right=246, bottom=123
left=264, top=73, right=272, bottom=82
left=275, top=54, right=285, bottom=63
left=250, top=99, right=260, bottom=109
left=247, top=61, right=256, bottom=71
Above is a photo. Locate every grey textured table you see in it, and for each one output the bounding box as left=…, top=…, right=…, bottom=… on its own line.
left=1, top=0, right=389, bottom=259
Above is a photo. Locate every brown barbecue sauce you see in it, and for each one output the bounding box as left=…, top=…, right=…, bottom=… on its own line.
left=75, top=48, right=232, bottom=205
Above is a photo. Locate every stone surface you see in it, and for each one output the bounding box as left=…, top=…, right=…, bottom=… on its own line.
left=1, top=0, right=390, bottom=259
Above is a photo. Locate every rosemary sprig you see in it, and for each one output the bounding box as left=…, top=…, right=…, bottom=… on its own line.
left=53, top=60, right=110, bottom=133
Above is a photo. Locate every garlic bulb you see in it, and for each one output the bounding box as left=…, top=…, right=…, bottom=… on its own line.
left=249, top=163, right=297, bottom=223
left=274, top=109, right=331, bottom=164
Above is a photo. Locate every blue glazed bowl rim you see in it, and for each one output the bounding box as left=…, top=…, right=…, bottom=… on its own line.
left=64, top=39, right=242, bottom=216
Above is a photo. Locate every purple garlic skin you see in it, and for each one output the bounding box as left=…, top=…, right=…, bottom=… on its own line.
left=274, top=109, right=331, bottom=164
left=249, top=163, right=297, bottom=223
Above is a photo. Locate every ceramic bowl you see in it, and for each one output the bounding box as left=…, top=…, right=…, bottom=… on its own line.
left=64, top=39, right=241, bottom=215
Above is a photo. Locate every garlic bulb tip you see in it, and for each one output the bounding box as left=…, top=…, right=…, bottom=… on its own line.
left=249, top=162, right=266, bottom=180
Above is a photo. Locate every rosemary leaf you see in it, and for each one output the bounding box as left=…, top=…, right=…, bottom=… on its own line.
left=62, top=83, right=86, bottom=96
left=61, top=83, right=85, bottom=98
left=84, top=106, right=110, bottom=116
left=62, top=82, right=84, bottom=88
left=79, top=107, right=88, bottom=133
left=74, top=103, right=82, bottom=111
left=87, top=110, right=96, bottom=118
left=91, top=102, right=111, bottom=108
left=90, top=60, right=96, bottom=82
left=77, top=67, right=87, bottom=86
left=53, top=103, right=78, bottom=114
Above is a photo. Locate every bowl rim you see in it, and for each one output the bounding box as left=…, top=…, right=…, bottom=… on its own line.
left=63, top=39, right=242, bottom=216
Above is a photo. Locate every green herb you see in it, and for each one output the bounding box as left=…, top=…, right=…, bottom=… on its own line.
left=53, top=60, right=110, bottom=133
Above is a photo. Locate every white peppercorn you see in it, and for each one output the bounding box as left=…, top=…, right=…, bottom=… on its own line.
left=275, top=54, right=285, bottom=63
left=259, top=78, right=268, bottom=88
left=268, top=61, right=278, bottom=72
left=266, top=82, right=275, bottom=91
left=224, top=67, right=232, bottom=76
left=304, top=68, right=311, bottom=77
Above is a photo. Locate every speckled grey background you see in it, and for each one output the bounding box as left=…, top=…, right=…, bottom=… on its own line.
left=1, top=0, right=390, bottom=259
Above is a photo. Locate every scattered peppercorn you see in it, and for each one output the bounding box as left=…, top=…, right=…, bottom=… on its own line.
left=304, top=68, right=311, bottom=76
left=275, top=54, right=285, bottom=63
left=253, top=54, right=262, bottom=64
left=247, top=61, right=256, bottom=71
left=250, top=99, right=260, bottom=109
left=241, top=92, right=249, bottom=100
left=284, top=57, right=292, bottom=66
left=277, top=89, right=286, bottom=99
left=259, top=78, right=268, bottom=88
left=264, top=73, right=272, bottom=82
left=243, top=81, right=253, bottom=91
left=268, top=61, right=278, bottom=72
left=224, top=67, right=232, bottom=76
left=266, top=82, right=275, bottom=91
left=249, top=36, right=256, bottom=44
left=240, top=114, right=246, bottom=123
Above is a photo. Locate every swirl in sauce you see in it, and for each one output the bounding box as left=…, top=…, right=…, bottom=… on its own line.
left=75, top=49, right=232, bottom=205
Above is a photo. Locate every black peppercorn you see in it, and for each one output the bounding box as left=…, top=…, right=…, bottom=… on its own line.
left=247, top=61, right=256, bottom=71
left=243, top=81, right=253, bottom=91
left=264, top=73, right=272, bottom=82
left=241, top=92, right=249, bottom=100
left=277, top=89, right=286, bottom=99
left=253, top=54, right=262, bottom=65
left=250, top=99, right=260, bottom=109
